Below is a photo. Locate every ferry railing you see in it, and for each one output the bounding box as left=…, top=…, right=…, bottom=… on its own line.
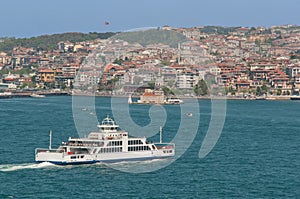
left=65, top=142, right=104, bottom=147
left=154, top=143, right=175, bottom=150
left=35, top=148, right=64, bottom=154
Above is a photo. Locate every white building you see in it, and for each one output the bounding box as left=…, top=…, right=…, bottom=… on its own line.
left=176, top=71, right=199, bottom=89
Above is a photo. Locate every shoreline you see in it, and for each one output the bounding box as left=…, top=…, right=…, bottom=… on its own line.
left=0, top=91, right=69, bottom=99
left=0, top=91, right=295, bottom=101
left=72, top=93, right=293, bottom=101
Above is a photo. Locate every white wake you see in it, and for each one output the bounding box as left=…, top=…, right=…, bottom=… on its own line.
left=0, top=162, right=56, bottom=172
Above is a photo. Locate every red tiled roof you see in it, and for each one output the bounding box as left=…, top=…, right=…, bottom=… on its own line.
left=4, top=77, right=16, bottom=81
left=236, top=80, right=250, bottom=85
left=143, top=93, right=156, bottom=96
left=104, top=64, right=123, bottom=72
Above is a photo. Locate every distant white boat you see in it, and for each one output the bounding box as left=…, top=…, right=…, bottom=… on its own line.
left=165, top=97, right=183, bottom=104
left=30, top=93, right=46, bottom=98
left=255, top=94, right=266, bottom=100
left=185, top=113, right=193, bottom=117
left=128, top=95, right=133, bottom=104
left=290, top=95, right=300, bottom=100
left=266, top=97, right=276, bottom=100
left=0, top=92, right=12, bottom=98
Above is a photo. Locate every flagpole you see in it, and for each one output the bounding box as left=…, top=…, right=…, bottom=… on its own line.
left=49, top=130, right=52, bottom=150
left=160, top=126, right=162, bottom=144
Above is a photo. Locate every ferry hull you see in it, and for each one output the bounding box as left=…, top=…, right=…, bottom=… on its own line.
left=36, top=156, right=172, bottom=165
left=35, top=148, right=174, bottom=165
left=36, top=160, right=98, bottom=165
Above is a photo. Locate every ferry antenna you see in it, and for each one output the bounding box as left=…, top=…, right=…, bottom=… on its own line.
left=160, top=126, right=162, bottom=144
left=49, top=129, right=52, bottom=150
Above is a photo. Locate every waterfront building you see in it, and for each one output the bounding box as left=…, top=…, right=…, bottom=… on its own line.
left=38, top=69, right=63, bottom=83
left=140, top=89, right=164, bottom=104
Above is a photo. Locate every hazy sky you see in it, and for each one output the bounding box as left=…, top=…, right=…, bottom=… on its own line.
left=0, top=0, right=299, bottom=38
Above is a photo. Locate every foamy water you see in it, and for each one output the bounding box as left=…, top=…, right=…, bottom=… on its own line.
left=0, top=159, right=169, bottom=172
left=0, top=162, right=56, bottom=172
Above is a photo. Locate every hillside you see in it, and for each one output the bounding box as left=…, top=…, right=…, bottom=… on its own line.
left=113, top=29, right=187, bottom=48
left=0, top=32, right=116, bottom=52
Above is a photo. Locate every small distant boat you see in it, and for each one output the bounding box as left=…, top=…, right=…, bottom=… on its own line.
left=290, top=95, right=300, bottom=100
left=266, top=97, right=276, bottom=100
left=0, top=92, right=12, bottom=98
left=185, top=113, right=193, bottom=117
left=30, top=93, right=46, bottom=98
left=82, top=108, right=88, bottom=111
left=128, top=95, right=133, bottom=104
left=165, top=97, right=183, bottom=104
left=255, top=96, right=266, bottom=100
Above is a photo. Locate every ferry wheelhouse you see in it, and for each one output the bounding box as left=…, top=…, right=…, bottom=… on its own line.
left=35, top=116, right=175, bottom=165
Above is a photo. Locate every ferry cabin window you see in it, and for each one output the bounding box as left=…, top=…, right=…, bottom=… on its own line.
left=99, top=147, right=122, bottom=153
left=128, top=146, right=151, bottom=151
left=87, top=141, right=103, bottom=146
left=108, top=141, right=123, bottom=146
left=93, top=148, right=97, bottom=154
left=70, top=155, right=83, bottom=159
left=128, top=140, right=143, bottom=145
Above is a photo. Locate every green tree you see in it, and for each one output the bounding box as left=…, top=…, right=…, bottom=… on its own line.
left=162, top=86, right=174, bottom=96
left=261, top=84, right=268, bottom=93
left=0, top=32, right=116, bottom=52
left=106, top=77, right=119, bottom=90
left=255, top=39, right=261, bottom=46
left=256, top=86, right=262, bottom=96
left=148, top=82, right=155, bottom=89
left=229, top=86, right=236, bottom=95
left=44, top=82, right=55, bottom=89
left=161, top=61, right=169, bottom=66
left=277, top=90, right=282, bottom=95
left=194, top=79, right=209, bottom=96
left=113, top=59, right=124, bottom=65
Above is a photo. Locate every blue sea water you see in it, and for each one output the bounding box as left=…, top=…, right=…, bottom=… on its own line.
left=0, top=96, right=299, bottom=198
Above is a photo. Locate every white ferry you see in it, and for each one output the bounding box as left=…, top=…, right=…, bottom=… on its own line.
left=164, top=97, right=183, bottom=104
left=35, top=116, right=175, bottom=165
left=30, top=93, right=46, bottom=98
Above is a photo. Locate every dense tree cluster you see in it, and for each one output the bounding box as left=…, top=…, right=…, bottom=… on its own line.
left=0, top=32, right=116, bottom=52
